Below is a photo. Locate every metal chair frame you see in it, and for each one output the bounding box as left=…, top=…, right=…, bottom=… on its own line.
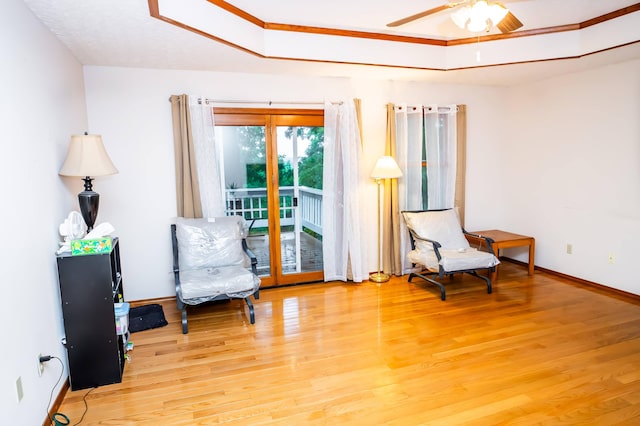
left=403, top=209, right=498, bottom=301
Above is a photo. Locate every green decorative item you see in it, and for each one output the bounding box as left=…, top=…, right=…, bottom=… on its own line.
left=71, top=237, right=113, bottom=256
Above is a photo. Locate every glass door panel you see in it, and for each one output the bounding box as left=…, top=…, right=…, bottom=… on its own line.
left=276, top=125, right=324, bottom=277
left=215, top=125, right=273, bottom=279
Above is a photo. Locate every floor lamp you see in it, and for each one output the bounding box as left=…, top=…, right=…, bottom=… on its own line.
left=370, top=156, right=403, bottom=283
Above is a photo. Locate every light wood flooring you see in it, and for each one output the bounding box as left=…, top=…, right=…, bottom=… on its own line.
left=55, top=263, right=640, bottom=425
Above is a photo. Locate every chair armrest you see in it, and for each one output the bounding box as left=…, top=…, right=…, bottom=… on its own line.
left=242, top=238, right=259, bottom=275
left=463, top=230, right=496, bottom=256
left=170, top=224, right=183, bottom=296
left=408, top=228, right=443, bottom=262
left=408, top=228, right=442, bottom=248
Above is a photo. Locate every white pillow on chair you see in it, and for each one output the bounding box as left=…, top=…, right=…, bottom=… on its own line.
left=403, top=209, right=470, bottom=251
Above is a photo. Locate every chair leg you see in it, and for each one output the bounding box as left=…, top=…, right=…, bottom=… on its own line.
left=181, top=308, right=188, bottom=334
left=176, top=297, right=189, bottom=334
left=482, top=274, right=493, bottom=294
left=410, top=271, right=447, bottom=301
left=411, top=268, right=492, bottom=300
left=245, top=297, right=255, bottom=324
left=468, top=271, right=492, bottom=294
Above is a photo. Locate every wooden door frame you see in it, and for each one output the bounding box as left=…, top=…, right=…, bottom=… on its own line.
left=214, top=108, right=324, bottom=287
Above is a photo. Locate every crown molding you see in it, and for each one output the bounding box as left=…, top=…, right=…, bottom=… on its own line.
left=149, top=0, right=640, bottom=71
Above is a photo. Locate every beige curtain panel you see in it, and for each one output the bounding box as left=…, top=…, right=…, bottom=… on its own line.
left=170, top=94, right=203, bottom=218
left=382, top=104, right=402, bottom=276
left=383, top=103, right=467, bottom=276
left=383, top=103, right=403, bottom=277
left=354, top=98, right=364, bottom=148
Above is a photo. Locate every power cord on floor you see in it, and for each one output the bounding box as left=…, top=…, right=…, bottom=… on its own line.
left=43, top=356, right=94, bottom=425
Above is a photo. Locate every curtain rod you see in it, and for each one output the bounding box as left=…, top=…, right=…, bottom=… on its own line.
left=197, top=98, right=342, bottom=106
left=393, top=104, right=459, bottom=112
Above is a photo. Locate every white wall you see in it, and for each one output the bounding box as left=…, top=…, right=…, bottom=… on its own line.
left=1, top=0, right=88, bottom=423
left=83, top=66, right=506, bottom=301
left=500, top=59, right=640, bottom=295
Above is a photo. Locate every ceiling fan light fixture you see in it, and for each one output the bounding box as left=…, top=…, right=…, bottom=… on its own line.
left=467, top=16, right=488, bottom=32
left=389, top=0, right=523, bottom=33
left=451, top=7, right=470, bottom=29
left=451, top=0, right=511, bottom=33
left=488, top=3, right=508, bottom=26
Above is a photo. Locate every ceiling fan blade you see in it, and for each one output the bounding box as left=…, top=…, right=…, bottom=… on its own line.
left=386, top=4, right=451, bottom=27
left=496, top=10, right=523, bottom=33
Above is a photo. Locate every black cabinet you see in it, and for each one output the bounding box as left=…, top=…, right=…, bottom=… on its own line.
left=56, top=238, right=125, bottom=390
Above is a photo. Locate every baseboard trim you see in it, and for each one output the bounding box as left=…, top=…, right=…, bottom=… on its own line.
left=501, top=257, right=640, bottom=304
left=133, top=265, right=640, bottom=305
left=43, top=379, right=69, bottom=426
left=129, top=296, right=176, bottom=308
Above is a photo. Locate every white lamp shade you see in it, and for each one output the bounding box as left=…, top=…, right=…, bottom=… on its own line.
left=471, top=0, right=489, bottom=18
left=371, top=156, right=403, bottom=179
left=467, top=16, right=488, bottom=32
left=59, top=134, right=118, bottom=177
left=451, top=7, right=470, bottom=29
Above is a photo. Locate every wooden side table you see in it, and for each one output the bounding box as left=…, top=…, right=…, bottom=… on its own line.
left=469, top=230, right=535, bottom=282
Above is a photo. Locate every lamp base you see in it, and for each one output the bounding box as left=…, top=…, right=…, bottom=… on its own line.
left=369, top=272, right=390, bottom=283
left=78, top=190, right=99, bottom=232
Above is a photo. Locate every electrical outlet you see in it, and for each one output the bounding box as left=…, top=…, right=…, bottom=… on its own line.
left=608, top=254, right=616, bottom=264
left=37, top=353, right=45, bottom=376
left=566, top=244, right=573, bottom=254
left=16, top=377, right=24, bottom=402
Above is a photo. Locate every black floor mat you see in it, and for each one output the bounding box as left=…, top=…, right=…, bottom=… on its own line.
left=128, top=304, right=168, bottom=333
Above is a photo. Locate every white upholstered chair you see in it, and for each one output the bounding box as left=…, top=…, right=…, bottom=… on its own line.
left=171, top=216, right=260, bottom=333
left=402, top=209, right=499, bottom=300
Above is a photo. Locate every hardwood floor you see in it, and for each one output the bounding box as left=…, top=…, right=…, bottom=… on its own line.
left=55, top=263, right=640, bottom=425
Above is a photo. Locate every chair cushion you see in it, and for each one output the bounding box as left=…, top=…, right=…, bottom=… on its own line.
left=179, top=265, right=260, bottom=303
left=403, top=209, right=470, bottom=251
left=408, top=247, right=499, bottom=272
left=175, top=216, right=247, bottom=271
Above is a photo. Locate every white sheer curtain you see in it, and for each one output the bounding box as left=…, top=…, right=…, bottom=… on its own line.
left=396, top=105, right=425, bottom=274
left=322, top=100, right=366, bottom=282
left=189, top=98, right=226, bottom=218
left=424, top=105, right=457, bottom=210
left=396, top=105, right=424, bottom=210
left=395, top=104, right=458, bottom=274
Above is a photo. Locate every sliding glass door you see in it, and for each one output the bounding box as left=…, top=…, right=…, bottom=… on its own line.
left=214, top=109, right=324, bottom=287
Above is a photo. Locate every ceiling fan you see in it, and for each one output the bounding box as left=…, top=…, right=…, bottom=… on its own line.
left=387, top=0, right=523, bottom=34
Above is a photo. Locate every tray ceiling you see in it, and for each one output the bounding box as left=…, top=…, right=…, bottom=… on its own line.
left=22, top=0, right=640, bottom=85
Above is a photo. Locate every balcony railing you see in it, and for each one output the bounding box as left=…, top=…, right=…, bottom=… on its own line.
left=225, top=186, right=322, bottom=236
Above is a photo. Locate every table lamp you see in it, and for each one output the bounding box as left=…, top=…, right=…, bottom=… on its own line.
left=59, top=133, right=118, bottom=231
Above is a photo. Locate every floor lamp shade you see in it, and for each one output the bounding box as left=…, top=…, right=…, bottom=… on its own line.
left=371, top=156, right=403, bottom=180
left=59, top=134, right=118, bottom=231
left=370, top=156, right=402, bottom=283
